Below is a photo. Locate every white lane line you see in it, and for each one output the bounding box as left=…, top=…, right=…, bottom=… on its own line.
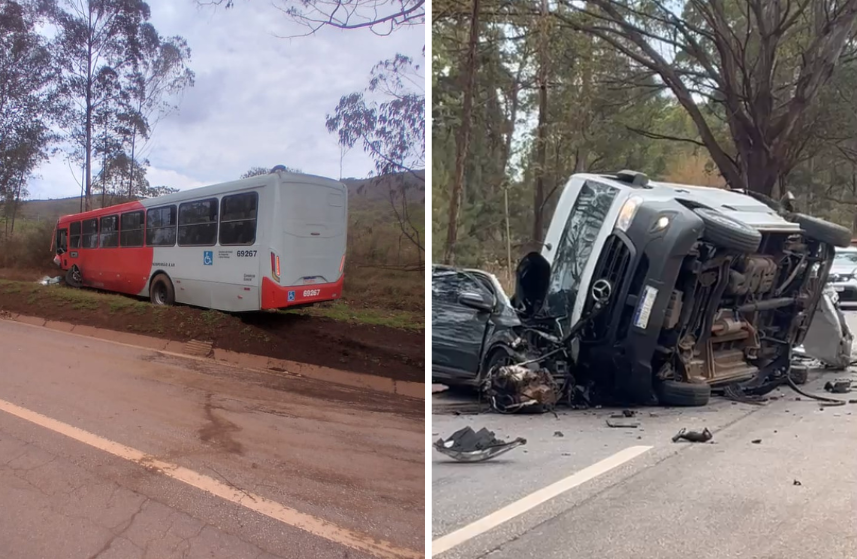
left=0, top=398, right=421, bottom=559
left=432, top=445, right=652, bottom=556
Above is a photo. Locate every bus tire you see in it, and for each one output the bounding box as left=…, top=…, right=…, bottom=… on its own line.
left=149, top=274, right=175, bottom=306
left=65, top=266, right=82, bottom=288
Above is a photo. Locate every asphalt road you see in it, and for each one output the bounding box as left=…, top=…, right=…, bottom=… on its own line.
left=0, top=319, right=424, bottom=559
left=431, top=314, right=857, bottom=559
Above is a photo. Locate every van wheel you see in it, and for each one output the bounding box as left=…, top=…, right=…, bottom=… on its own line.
left=694, top=207, right=762, bottom=253
left=149, top=274, right=175, bottom=306
left=793, top=214, right=852, bottom=248
left=656, top=379, right=711, bottom=407
left=65, top=266, right=82, bottom=288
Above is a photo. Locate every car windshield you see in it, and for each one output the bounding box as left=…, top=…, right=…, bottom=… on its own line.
left=834, top=251, right=857, bottom=264
left=544, top=180, right=619, bottom=321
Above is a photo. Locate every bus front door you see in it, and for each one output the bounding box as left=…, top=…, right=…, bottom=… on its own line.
left=55, top=227, right=68, bottom=268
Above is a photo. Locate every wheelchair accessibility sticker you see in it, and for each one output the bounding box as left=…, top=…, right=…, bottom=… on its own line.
left=203, top=251, right=213, bottom=266
left=288, top=290, right=295, bottom=302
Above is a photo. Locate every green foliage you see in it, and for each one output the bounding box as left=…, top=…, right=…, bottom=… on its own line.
left=435, top=0, right=857, bottom=269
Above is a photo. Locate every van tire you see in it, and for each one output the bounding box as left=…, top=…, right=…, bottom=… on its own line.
left=65, top=266, right=82, bottom=288
left=793, top=214, right=852, bottom=248
left=694, top=207, right=762, bottom=253
left=656, top=379, right=711, bottom=407
left=149, top=274, right=175, bottom=306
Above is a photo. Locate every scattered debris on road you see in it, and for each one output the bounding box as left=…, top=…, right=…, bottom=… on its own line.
left=824, top=379, right=852, bottom=393
left=553, top=430, right=564, bottom=437
left=793, top=479, right=802, bottom=486
left=752, top=439, right=762, bottom=444
left=606, top=418, right=640, bottom=428
left=483, top=364, right=559, bottom=414
left=672, top=428, right=713, bottom=443
left=434, top=427, right=527, bottom=463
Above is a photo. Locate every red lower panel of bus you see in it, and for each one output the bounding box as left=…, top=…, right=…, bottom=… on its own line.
left=260, top=275, right=345, bottom=310
left=64, top=247, right=154, bottom=296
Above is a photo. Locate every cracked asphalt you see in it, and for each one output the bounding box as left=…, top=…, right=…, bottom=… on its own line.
left=0, top=319, right=424, bottom=559
left=431, top=313, right=857, bottom=559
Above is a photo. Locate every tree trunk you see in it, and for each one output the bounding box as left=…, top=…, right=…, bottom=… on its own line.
left=129, top=131, right=137, bottom=198
left=9, top=170, right=24, bottom=235
left=741, top=145, right=780, bottom=196
left=532, top=0, right=549, bottom=243
left=84, top=23, right=93, bottom=211
left=443, top=0, right=480, bottom=265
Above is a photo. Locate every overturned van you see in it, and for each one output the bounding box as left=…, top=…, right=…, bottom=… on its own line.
left=511, top=171, right=852, bottom=406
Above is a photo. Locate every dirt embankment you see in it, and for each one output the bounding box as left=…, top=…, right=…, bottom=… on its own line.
left=0, top=276, right=424, bottom=383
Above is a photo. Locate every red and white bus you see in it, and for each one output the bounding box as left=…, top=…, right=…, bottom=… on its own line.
left=53, top=167, right=347, bottom=312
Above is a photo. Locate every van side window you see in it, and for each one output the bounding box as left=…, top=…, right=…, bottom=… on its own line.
left=220, top=192, right=258, bottom=245
left=99, top=215, right=119, bottom=248
left=146, top=206, right=177, bottom=246
left=69, top=222, right=81, bottom=249
left=82, top=219, right=98, bottom=249
left=120, top=211, right=144, bottom=247
left=178, top=198, right=218, bottom=246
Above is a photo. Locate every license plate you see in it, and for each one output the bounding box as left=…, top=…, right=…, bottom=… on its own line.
left=834, top=286, right=845, bottom=292
left=302, top=278, right=317, bottom=285
left=633, top=286, right=658, bottom=329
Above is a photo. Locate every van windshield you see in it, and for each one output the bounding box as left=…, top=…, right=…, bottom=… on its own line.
left=545, top=180, right=618, bottom=321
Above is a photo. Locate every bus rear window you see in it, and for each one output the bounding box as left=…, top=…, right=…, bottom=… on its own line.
left=220, top=192, right=257, bottom=246
left=179, top=198, right=218, bottom=246
left=70, top=221, right=81, bottom=249
left=82, top=219, right=98, bottom=249
left=147, top=206, right=177, bottom=247
left=120, top=211, right=144, bottom=247
left=99, top=215, right=118, bottom=248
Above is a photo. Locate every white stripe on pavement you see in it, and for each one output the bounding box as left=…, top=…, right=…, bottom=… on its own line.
left=432, top=445, right=653, bottom=556
left=0, top=398, right=421, bottom=559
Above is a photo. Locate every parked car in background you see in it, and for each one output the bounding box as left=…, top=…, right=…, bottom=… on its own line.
left=827, top=246, right=857, bottom=303
left=431, top=265, right=520, bottom=386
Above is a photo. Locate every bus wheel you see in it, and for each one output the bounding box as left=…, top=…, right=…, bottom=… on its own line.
left=149, top=274, right=175, bottom=306
left=65, top=266, right=82, bottom=288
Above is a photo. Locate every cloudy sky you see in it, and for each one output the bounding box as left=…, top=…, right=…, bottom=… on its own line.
left=28, top=0, right=424, bottom=200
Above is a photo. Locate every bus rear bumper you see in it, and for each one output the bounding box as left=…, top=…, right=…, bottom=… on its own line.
left=260, top=275, right=345, bottom=310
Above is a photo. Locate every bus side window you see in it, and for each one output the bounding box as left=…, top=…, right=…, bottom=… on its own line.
left=70, top=221, right=81, bottom=249
left=99, top=215, right=119, bottom=248
left=220, top=192, right=258, bottom=245
left=120, top=211, right=144, bottom=247
left=178, top=198, right=218, bottom=246
left=147, top=206, right=177, bottom=246
left=82, top=219, right=98, bottom=249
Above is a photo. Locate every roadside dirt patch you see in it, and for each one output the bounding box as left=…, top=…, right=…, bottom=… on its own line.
left=0, top=280, right=424, bottom=382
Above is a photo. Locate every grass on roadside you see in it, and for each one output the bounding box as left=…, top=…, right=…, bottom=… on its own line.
left=282, top=299, right=423, bottom=331
left=0, top=279, right=422, bottom=330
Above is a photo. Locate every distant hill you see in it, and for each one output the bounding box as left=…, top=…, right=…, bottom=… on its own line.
left=342, top=171, right=425, bottom=206
left=12, top=170, right=425, bottom=222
